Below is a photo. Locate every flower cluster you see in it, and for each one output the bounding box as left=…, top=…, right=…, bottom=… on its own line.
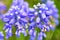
left=28, top=0, right=59, bottom=40
left=0, top=0, right=59, bottom=40
left=31, top=0, right=59, bottom=40
left=0, top=2, right=6, bottom=40
left=2, top=0, right=29, bottom=39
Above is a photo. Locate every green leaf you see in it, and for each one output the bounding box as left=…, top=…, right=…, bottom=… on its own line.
left=0, top=20, right=4, bottom=31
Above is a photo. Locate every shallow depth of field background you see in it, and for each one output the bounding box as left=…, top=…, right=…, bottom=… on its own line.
left=0, top=0, right=60, bottom=40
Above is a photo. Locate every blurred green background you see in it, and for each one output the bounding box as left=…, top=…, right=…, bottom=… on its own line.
left=0, top=0, right=60, bottom=40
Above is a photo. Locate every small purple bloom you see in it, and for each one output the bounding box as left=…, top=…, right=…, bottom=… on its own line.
left=0, top=32, right=4, bottom=40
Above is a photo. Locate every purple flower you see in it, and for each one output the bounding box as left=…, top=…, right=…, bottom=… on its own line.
left=2, top=0, right=29, bottom=39
left=0, top=2, right=6, bottom=10
left=1, top=0, right=59, bottom=40
left=37, top=32, right=46, bottom=40
left=0, top=32, right=4, bottom=40
left=0, top=2, right=6, bottom=19
left=29, top=29, right=36, bottom=40
left=28, top=0, right=59, bottom=40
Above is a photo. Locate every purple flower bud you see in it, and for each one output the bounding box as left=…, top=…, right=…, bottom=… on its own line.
left=36, top=17, right=41, bottom=24
left=37, top=32, right=43, bottom=40
left=0, top=32, right=4, bottom=40
left=29, top=29, right=36, bottom=40
left=0, top=2, right=6, bottom=10
left=6, top=28, right=12, bottom=39
left=0, top=2, right=6, bottom=19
